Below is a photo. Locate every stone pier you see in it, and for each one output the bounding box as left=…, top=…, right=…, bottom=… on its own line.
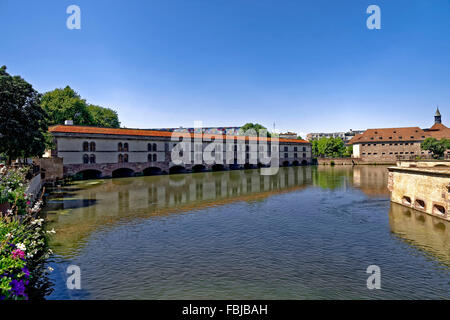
left=388, top=161, right=450, bottom=221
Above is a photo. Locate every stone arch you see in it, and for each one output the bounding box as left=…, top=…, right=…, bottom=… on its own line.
left=292, top=160, right=300, bottom=166
left=244, top=163, right=255, bottom=169
left=169, top=165, right=186, bottom=174
left=112, top=167, right=135, bottom=178
left=143, top=166, right=162, bottom=176
left=301, top=160, right=308, bottom=166
left=74, top=169, right=102, bottom=180
left=282, top=161, right=290, bottom=167
left=192, top=164, right=206, bottom=172
left=212, top=164, right=225, bottom=171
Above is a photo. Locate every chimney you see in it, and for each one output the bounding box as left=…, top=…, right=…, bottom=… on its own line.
left=64, top=120, right=74, bottom=126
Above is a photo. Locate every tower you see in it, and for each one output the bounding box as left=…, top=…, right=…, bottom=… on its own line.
left=435, top=107, right=442, bottom=124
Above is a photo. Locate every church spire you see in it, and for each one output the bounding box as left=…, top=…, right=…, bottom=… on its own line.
left=435, top=106, right=441, bottom=124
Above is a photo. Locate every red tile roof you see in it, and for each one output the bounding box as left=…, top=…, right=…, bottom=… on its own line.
left=49, top=125, right=310, bottom=144
left=349, top=123, right=450, bottom=144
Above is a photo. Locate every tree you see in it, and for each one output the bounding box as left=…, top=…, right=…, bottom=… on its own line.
left=41, top=86, right=120, bottom=128
left=87, top=104, right=120, bottom=128
left=421, top=137, right=450, bottom=158
left=239, top=123, right=271, bottom=137
left=0, top=66, right=48, bottom=164
left=41, top=86, right=93, bottom=126
left=313, top=137, right=346, bottom=158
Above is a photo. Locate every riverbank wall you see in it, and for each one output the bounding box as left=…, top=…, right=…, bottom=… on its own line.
left=388, top=161, right=450, bottom=221
left=317, top=158, right=396, bottom=165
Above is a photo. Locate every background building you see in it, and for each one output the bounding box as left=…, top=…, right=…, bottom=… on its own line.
left=306, top=129, right=364, bottom=144
left=350, top=108, right=450, bottom=162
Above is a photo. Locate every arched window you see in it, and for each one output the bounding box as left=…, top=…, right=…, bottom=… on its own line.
left=148, top=143, right=152, bottom=152
left=83, top=141, right=89, bottom=152
left=83, top=154, right=89, bottom=164
left=153, top=154, right=157, bottom=162
left=148, top=154, right=152, bottom=162
left=124, top=154, right=129, bottom=163
left=90, top=142, right=96, bottom=152
left=118, top=143, right=123, bottom=152
left=118, top=154, right=123, bottom=163
left=90, top=154, right=96, bottom=164
left=124, top=143, right=129, bottom=152
left=152, top=143, right=157, bottom=152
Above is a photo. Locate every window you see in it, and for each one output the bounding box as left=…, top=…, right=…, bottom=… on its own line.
left=123, top=143, right=129, bottom=152
left=153, top=154, right=157, bottom=162
left=294, top=153, right=298, bottom=158
left=124, top=154, right=129, bottom=163
left=148, top=143, right=152, bottom=152
left=118, top=143, right=123, bottom=152
left=89, top=154, right=96, bottom=164
left=90, top=142, right=96, bottom=152
left=303, top=153, right=306, bottom=158
left=284, top=146, right=288, bottom=152
left=118, top=154, right=123, bottom=163
left=284, top=153, right=288, bottom=158
left=148, top=154, right=152, bottom=162
left=303, top=147, right=306, bottom=152
left=294, top=147, right=298, bottom=152
left=83, top=142, right=89, bottom=152
left=83, top=154, right=89, bottom=164
left=153, top=143, right=157, bottom=152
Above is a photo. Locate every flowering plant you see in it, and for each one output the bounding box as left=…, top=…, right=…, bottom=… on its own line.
left=0, top=167, right=30, bottom=215
left=0, top=167, right=53, bottom=300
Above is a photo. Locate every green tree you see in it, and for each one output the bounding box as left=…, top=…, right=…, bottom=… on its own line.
left=0, top=66, right=48, bottom=164
left=314, top=137, right=346, bottom=158
left=239, top=123, right=271, bottom=137
left=87, top=104, right=120, bottom=128
left=41, top=86, right=93, bottom=126
left=421, top=137, right=450, bottom=158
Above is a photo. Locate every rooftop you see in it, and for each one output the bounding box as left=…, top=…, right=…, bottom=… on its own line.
left=49, top=125, right=311, bottom=144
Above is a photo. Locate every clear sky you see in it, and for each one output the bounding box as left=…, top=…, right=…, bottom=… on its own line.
left=1, top=0, right=449, bottom=136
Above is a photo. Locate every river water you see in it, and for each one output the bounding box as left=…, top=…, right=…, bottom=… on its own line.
left=42, top=166, right=450, bottom=299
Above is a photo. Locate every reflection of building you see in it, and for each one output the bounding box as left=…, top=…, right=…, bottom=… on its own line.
left=47, top=125, right=312, bottom=179
left=306, top=129, right=364, bottom=144
left=350, top=108, right=450, bottom=162
left=45, top=167, right=313, bottom=254
left=389, top=203, right=450, bottom=265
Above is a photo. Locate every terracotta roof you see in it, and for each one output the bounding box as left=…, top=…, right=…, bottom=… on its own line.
left=348, top=127, right=429, bottom=144
left=424, top=123, right=450, bottom=139
left=49, top=125, right=310, bottom=144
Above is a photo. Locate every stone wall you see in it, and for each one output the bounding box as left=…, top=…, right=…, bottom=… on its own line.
left=388, top=162, right=450, bottom=221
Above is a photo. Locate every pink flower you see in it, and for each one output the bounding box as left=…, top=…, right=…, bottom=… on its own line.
left=12, top=249, right=25, bottom=260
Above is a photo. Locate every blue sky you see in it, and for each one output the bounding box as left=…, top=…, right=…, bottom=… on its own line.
left=1, top=0, right=449, bottom=136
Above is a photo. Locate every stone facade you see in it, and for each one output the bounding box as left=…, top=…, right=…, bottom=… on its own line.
left=350, top=109, right=450, bottom=163
left=47, top=125, right=312, bottom=178
left=388, top=161, right=450, bottom=221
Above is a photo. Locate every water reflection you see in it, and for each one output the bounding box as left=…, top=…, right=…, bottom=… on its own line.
left=43, top=165, right=450, bottom=299
left=389, top=202, right=450, bottom=266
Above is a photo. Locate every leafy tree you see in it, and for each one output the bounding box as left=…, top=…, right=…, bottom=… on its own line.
left=0, top=66, right=48, bottom=164
left=41, top=86, right=120, bottom=128
left=421, top=137, right=450, bottom=158
left=87, top=104, right=120, bottom=128
left=41, top=86, right=93, bottom=126
left=313, top=137, right=346, bottom=158
left=343, top=145, right=353, bottom=157
left=239, top=123, right=271, bottom=137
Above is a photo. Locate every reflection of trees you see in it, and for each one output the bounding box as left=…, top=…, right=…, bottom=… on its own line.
left=389, top=203, right=450, bottom=266
left=312, top=166, right=352, bottom=190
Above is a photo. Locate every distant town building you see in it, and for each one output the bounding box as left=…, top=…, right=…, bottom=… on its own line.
left=349, top=108, right=450, bottom=162
left=279, top=132, right=298, bottom=140
left=306, top=129, right=364, bottom=143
